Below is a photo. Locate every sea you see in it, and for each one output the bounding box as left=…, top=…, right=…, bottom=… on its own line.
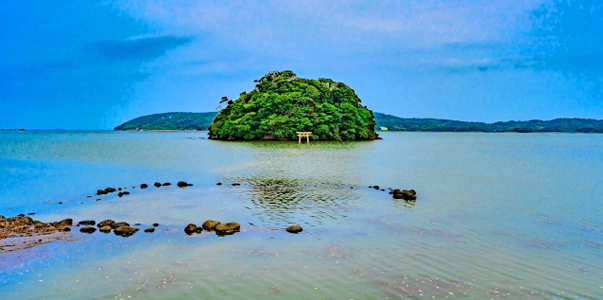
left=0, top=131, right=602, bottom=299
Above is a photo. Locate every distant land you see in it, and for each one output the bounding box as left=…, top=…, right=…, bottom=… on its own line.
left=115, top=112, right=603, bottom=133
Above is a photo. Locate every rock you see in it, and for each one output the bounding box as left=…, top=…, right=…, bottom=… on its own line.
left=133, top=223, right=141, bottom=226
left=113, top=226, right=139, bottom=237
left=373, top=185, right=380, bottom=190
left=286, top=225, right=303, bottom=233
left=154, top=182, right=162, bottom=187
left=80, top=226, right=96, bottom=234
left=58, top=218, right=73, bottom=226
left=99, top=226, right=112, bottom=233
left=97, top=219, right=115, bottom=228
left=122, top=191, right=130, bottom=195
left=77, top=220, right=95, bottom=226
left=214, top=222, right=240, bottom=235
left=105, top=187, right=116, bottom=193
left=144, top=228, right=155, bottom=233
left=216, top=182, right=222, bottom=186
left=61, top=227, right=71, bottom=232
left=184, top=223, right=201, bottom=235
left=118, top=188, right=122, bottom=191
left=118, top=192, right=124, bottom=197
left=110, top=222, right=130, bottom=229
left=202, top=220, right=221, bottom=231
left=232, top=183, right=241, bottom=186
left=58, top=202, right=63, bottom=204
left=369, top=186, right=373, bottom=188
left=177, top=181, right=191, bottom=188
left=27, top=212, right=35, bottom=215
left=17, top=214, right=25, bottom=217
left=152, top=223, right=159, bottom=227
left=97, top=189, right=108, bottom=195
left=392, top=189, right=417, bottom=200
left=162, top=182, right=171, bottom=186
left=141, top=183, right=148, bottom=189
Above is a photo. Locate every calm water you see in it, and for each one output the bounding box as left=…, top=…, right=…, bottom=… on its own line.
left=0, top=131, right=602, bottom=299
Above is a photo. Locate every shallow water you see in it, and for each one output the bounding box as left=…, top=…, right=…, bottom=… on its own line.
left=1, top=131, right=602, bottom=299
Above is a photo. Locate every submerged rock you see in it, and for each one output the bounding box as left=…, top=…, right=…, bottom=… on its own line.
left=202, top=220, right=221, bottom=231
left=184, top=223, right=202, bottom=235
left=177, top=181, right=192, bottom=188
left=99, top=226, right=112, bottom=233
left=97, top=219, right=115, bottom=228
left=286, top=225, right=303, bottom=234
left=110, top=222, right=130, bottom=229
left=113, top=226, right=139, bottom=237
left=80, top=226, right=96, bottom=234
left=214, top=222, right=240, bottom=235
left=77, top=220, right=95, bottom=226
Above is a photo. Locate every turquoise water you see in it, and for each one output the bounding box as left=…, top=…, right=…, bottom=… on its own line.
left=1, top=131, right=602, bottom=299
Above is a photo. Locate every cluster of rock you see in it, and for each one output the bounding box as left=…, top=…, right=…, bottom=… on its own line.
left=76, top=219, right=158, bottom=237
left=184, top=220, right=241, bottom=236
left=390, top=189, right=417, bottom=200
left=368, top=185, right=418, bottom=201
left=94, top=181, right=193, bottom=198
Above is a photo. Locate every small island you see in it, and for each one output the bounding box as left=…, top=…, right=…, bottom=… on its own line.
left=208, top=70, right=379, bottom=141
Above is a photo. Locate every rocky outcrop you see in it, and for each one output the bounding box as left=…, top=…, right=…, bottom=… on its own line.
left=113, top=226, right=139, bottom=237
left=392, top=189, right=417, bottom=200
left=214, top=222, right=240, bottom=235
left=184, top=223, right=202, bottom=235
left=202, top=220, right=221, bottom=231
left=286, top=225, right=303, bottom=233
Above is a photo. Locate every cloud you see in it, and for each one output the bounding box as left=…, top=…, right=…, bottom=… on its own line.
left=86, top=35, right=194, bottom=61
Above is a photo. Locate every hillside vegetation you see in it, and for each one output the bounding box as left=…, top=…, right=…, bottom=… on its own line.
left=208, top=71, right=378, bottom=140
left=114, top=112, right=217, bottom=131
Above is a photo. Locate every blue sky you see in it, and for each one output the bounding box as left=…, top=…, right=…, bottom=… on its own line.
left=1, top=0, right=602, bottom=129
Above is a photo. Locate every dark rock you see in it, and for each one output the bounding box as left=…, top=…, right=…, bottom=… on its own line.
left=58, top=202, right=63, bottom=204
left=177, top=181, right=190, bottom=188
left=118, top=192, right=124, bottom=197
left=380, top=189, right=385, bottom=191
left=99, top=226, right=112, bottom=233
left=105, top=187, right=117, bottom=193
left=373, top=185, right=380, bottom=190
left=113, top=226, right=139, bottom=237
left=87, top=196, right=92, bottom=198
left=214, top=222, right=240, bottom=235
left=202, top=220, right=221, bottom=231
left=369, top=186, right=373, bottom=188
left=61, top=227, right=71, bottom=232
left=286, top=225, right=303, bottom=233
left=154, top=182, right=161, bottom=187
left=97, top=189, right=108, bottom=195
left=18, top=214, right=25, bottom=217
left=133, top=223, right=141, bottom=226
left=162, top=182, right=171, bottom=186
left=216, top=182, right=222, bottom=185
left=232, top=183, right=241, bottom=186
left=152, top=223, right=159, bottom=227
left=77, top=220, right=95, bottom=226
left=351, top=187, right=354, bottom=189
left=59, top=218, right=73, bottom=226
left=118, top=188, right=122, bottom=191
left=144, top=228, right=155, bottom=233
left=97, top=220, right=115, bottom=228
left=110, top=222, right=130, bottom=229
left=122, top=191, right=130, bottom=195
left=80, top=226, right=96, bottom=234
left=141, top=184, right=148, bottom=189
left=184, top=223, right=200, bottom=235
left=28, top=212, right=35, bottom=215
left=392, top=189, right=417, bottom=200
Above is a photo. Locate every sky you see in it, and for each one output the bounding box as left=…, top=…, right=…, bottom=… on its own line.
left=1, top=0, right=602, bottom=129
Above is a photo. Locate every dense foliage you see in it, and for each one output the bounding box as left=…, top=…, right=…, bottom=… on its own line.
left=114, top=112, right=217, bottom=131
left=375, top=113, right=603, bottom=133
left=208, top=71, right=378, bottom=141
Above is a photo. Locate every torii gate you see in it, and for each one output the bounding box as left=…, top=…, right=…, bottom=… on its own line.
left=296, top=132, right=311, bottom=144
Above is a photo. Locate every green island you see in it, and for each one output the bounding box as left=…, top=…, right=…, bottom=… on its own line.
left=208, top=70, right=378, bottom=141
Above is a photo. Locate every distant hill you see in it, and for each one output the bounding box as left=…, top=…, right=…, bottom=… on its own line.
left=114, top=112, right=218, bottom=131
left=115, top=111, right=603, bottom=133
left=374, top=113, right=603, bottom=133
